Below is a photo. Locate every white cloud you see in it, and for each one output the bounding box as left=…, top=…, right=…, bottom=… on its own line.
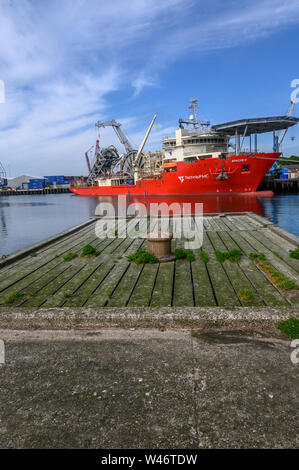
left=0, top=0, right=299, bottom=175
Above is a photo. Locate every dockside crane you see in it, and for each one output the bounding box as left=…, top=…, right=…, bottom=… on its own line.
left=278, top=99, right=296, bottom=151
left=0, top=161, right=7, bottom=188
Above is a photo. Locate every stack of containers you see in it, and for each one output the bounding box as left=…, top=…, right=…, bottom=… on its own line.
left=28, top=178, right=47, bottom=189
left=280, top=168, right=289, bottom=179
left=44, top=175, right=67, bottom=187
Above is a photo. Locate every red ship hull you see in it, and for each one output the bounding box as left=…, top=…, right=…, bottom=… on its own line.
left=70, top=153, right=279, bottom=196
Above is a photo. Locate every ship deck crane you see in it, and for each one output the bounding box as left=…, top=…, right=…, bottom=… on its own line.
left=95, top=120, right=134, bottom=153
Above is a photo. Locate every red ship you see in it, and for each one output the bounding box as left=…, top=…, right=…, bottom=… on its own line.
left=71, top=99, right=299, bottom=197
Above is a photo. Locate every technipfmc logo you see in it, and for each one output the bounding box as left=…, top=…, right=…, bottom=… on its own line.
left=0, top=80, right=5, bottom=103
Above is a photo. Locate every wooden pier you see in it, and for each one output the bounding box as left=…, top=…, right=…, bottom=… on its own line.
left=0, top=187, right=70, bottom=196
left=259, top=175, right=299, bottom=193
left=0, top=213, right=298, bottom=309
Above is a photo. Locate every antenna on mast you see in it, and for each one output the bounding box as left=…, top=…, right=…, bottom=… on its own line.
left=179, top=98, right=210, bottom=130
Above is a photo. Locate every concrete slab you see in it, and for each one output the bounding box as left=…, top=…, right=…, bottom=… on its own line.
left=0, top=328, right=297, bottom=449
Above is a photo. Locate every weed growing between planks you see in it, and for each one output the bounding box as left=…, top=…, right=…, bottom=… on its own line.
left=290, top=246, right=299, bottom=259
left=249, top=253, right=298, bottom=290
left=174, top=249, right=195, bottom=262
left=81, top=245, right=99, bottom=257
left=215, top=249, right=242, bottom=263
left=63, top=252, right=78, bottom=262
left=128, top=249, right=158, bottom=264
left=4, top=292, right=25, bottom=305
left=238, top=288, right=254, bottom=304
left=200, top=251, right=209, bottom=263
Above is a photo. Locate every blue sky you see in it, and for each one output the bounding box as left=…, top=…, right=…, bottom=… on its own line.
left=0, top=0, right=299, bottom=177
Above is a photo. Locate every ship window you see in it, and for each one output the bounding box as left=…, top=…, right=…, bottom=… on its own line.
left=199, top=154, right=213, bottom=160
left=241, top=164, right=250, bottom=172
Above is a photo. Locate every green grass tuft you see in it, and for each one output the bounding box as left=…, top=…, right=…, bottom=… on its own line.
left=4, top=292, right=25, bottom=305
left=277, top=317, right=299, bottom=339
left=215, top=250, right=225, bottom=262
left=127, top=249, right=158, bottom=264
left=238, top=288, right=254, bottom=303
left=290, top=246, right=299, bottom=259
left=249, top=252, right=266, bottom=261
left=215, top=249, right=242, bottom=263
left=200, top=251, right=209, bottom=263
left=251, top=256, right=298, bottom=290
left=174, top=249, right=195, bottom=262
left=81, top=245, right=99, bottom=257
left=30, top=252, right=37, bottom=257
left=63, top=252, right=78, bottom=262
left=186, top=251, right=195, bottom=262
left=63, top=292, right=73, bottom=298
left=174, top=249, right=187, bottom=260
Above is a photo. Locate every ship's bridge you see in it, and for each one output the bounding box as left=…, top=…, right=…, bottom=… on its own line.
left=162, top=127, right=229, bottom=162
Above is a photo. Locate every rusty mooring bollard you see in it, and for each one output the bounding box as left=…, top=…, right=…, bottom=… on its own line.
left=146, top=232, right=175, bottom=262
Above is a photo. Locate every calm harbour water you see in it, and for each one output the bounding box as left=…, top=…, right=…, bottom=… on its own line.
left=0, top=192, right=298, bottom=257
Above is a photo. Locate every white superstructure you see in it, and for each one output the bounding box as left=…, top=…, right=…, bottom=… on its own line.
left=162, top=99, right=229, bottom=163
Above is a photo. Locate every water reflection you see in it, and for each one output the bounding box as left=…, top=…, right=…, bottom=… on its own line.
left=87, top=193, right=267, bottom=217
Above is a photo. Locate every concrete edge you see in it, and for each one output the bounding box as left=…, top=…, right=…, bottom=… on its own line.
left=0, top=306, right=297, bottom=330
left=0, top=218, right=96, bottom=269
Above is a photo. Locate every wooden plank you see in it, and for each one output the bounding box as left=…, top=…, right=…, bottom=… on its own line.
left=151, top=262, right=174, bottom=307
left=0, top=229, right=113, bottom=302
left=0, top=231, right=106, bottom=302
left=200, top=233, right=240, bottom=307
left=128, top=263, right=159, bottom=306
left=23, top=264, right=85, bottom=308
left=218, top=217, right=238, bottom=231
left=85, top=239, right=143, bottom=307
left=208, top=231, right=264, bottom=306
left=227, top=230, right=289, bottom=306
left=191, top=249, right=216, bottom=306
left=240, top=230, right=299, bottom=283
left=246, top=229, right=299, bottom=275
left=226, top=215, right=249, bottom=231
left=0, top=228, right=99, bottom=293
left=173, top=259, right=194, bottom=306
left=172, top=237, right=194, bottom=307
left=0, top=223, right=94, bottom=275
left=107, top=263, right=144, bottom=307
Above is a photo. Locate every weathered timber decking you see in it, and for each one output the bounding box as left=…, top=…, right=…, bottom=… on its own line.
left=0, top=213, right=298, bottom=309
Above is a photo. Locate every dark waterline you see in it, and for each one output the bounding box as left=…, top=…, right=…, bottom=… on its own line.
left=0, top=192, right=298, bottom=257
